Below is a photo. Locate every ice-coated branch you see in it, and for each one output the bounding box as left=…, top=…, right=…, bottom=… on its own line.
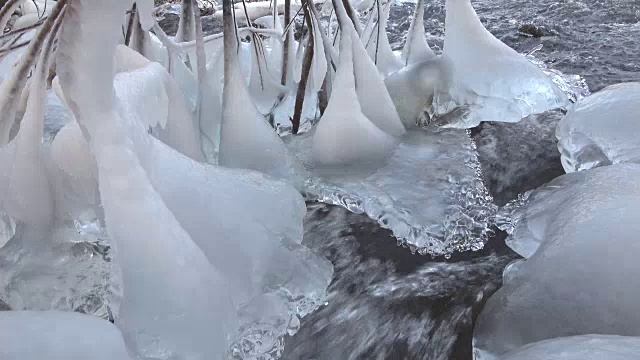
left=281, top=0, right=290, bottom=85
left=177, top=0, right=195, bottom=42
left=341, top=0, right=362, bottom=35
left=191, top=0, right=211, bottom=158
left=0, top=0, right=66, bottom=146
left=0, top=0, right=26, bottom=31
left=291, top=0, right=314, bottom=134
left=124, top=2, right=137, bottom=46
left=0, top=16, right=46, bottom=42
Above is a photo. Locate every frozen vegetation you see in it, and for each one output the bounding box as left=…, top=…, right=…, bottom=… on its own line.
left=0, top=0, right=633, bottom=358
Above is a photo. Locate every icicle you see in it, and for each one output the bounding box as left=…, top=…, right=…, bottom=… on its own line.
left=365, top=0, right=401, bottom=78
left=312, top=27, right=396, bottom=165
left=293, top=35, right=305, bottom=83
left=401, top=0, right=435, bottom=66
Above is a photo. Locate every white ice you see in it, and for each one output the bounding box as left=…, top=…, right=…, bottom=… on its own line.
left=401, top=0, right=435, bottom=66
left=500, top=335, right=640, bottom=360
left=364, top=1, right=402, bottom=78
left=475, top=164, right=640, bottom=358
left=436, top=0, right=569, bottom=127
left=311, top=29, right=397, bottom=165
left=0, top=311, right=132, bottom=360
left=556, top=82, right=640, bottom=173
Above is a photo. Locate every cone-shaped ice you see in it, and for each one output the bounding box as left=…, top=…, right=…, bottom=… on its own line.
left=441, top=0, right=569, bottom=125
left=312, top=29, right=397, bottom=165
left=0, top=311, right=133, bottom=360
left=336, top=0, right=405, bottom=136
left=220, top=48, right=299, bottom=180
left=475, top=164, right=640, bottom=358
left=0, top=18, right=55, bottom=244
left=500, top=335, right=640, bottom=360
left=401, top=0, right=435, bottom=66
left=556, top=82, right=640, bottom=173
left=58, top=0, right=237, bottom=357
left=365, top=1, right=402, bottom=78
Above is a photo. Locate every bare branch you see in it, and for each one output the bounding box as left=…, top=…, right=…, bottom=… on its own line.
left=291, top=0, right=314, bottom=134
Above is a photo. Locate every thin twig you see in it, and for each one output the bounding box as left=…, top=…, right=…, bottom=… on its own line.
left=291, top=0, right=314, bottom=135
left=0, top=17, right=46, bottom=42
left=281, top=0, right=290, bottom=85
left=124, top=3, right=137, bottom=46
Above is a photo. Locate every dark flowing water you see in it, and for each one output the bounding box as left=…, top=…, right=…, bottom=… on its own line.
left=281, top=1, right=639, bottom=359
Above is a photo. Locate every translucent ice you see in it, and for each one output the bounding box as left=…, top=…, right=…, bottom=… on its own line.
left=500, top=335, right=640, bottom=360
left=401, top=0, right=435, bottom=66
left=556, top=82, right=640, bottom=173
left=0, top=311, right=132, bottom=360
left=476, top=164, right=640, bottom=358
left=289, top=128, right=496, bottom=257
left=436, top=0, right=569, bottom=127
left=311, top=29, right=397, bottom=165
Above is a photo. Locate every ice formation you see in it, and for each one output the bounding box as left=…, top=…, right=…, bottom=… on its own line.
left=0, top=311, right=132, bottom=360
left=385, top=58, right=449, bottom=128
left=500, top=335, right=640, bottom=360
left=435, top=0, right=570, bottom=127
left=311, top=27, right=397, bottom=165
left=556, top=82, right=640, bottom=173
left=292, top=127, right=495, bottom=256
left=401, top=0, right=435, bottom=66
left=219, top=36, right=301, bottom=180
left=364, top=1, right=401, bottom=78
left=475, top=164, right=640, bottom=358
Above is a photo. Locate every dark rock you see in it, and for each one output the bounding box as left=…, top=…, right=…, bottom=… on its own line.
left=518, top=24, right=546, bottom=38
left=472, top=110, right=566, bottom=206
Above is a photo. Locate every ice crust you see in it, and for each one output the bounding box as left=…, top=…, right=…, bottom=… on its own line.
left=475, top=164, right=640, bottom=358
left=556, top=82, right=640, bottom=173
left=290, top=128, right=496, bottom=257
left=499, top=335, right=640, bottom=360
left=434, top=0, right=570, bottom=127
left=0, top=311, right=132, bottom=360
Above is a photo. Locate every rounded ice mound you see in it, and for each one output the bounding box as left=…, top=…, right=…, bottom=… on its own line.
left=312, top=31, right=397, bottom=166
left=437, top=0, right=569, bottom=127
left=499, top=335, right=640, bottom=360
left=556, top=82, right=640, bottom=173
left=475, top=164, right=640, bottom=358
left=0, top=311, right=132, bottom=360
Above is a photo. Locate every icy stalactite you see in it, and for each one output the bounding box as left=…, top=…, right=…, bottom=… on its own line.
left=435, top=0, right=569, bottom=128
left=475, top=164, right=640, bottom=359
left=311, top=29, right=397, bottom=165
left=556, top=82, right=640, bottom=173
left=401, top=0, right=435, bottom=66
left=0, top=311, right=133, bottom=360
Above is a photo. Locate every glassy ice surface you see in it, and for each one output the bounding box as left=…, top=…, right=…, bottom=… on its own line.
left=432, top=0, right=570, bottom=128
left=287, top=128, right=496, bottom=257
left=499, top=335, right=640, bottom=360
left=556, top=82, right=640, bottom=173
left=0, top=311, right=132, bottom=360
left=475, top=164, right=640, bottom=358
